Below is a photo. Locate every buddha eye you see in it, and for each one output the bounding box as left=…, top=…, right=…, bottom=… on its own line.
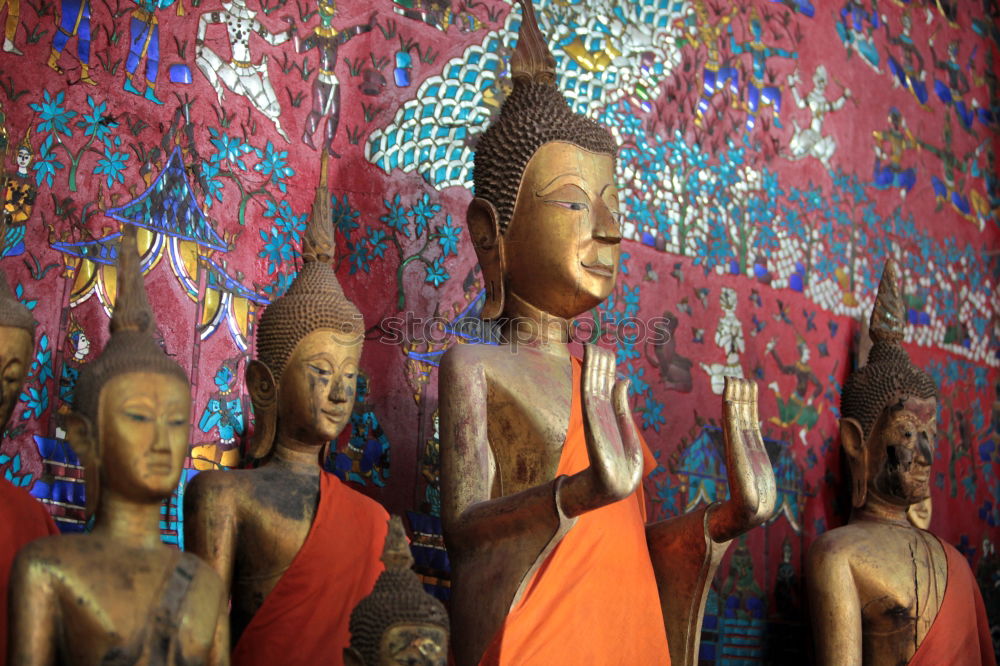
left=127, top=411, right=152, bottom=423
left=549, top=200, right=589, bottom=212
left=904, top=431, right=913, bottom=439
left=309, top=364, right=332, bottom=376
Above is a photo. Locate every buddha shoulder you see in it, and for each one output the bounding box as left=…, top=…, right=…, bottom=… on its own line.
left=439, top=342, right=502, bottom=385
left=185, top=466, right=254, bottom=509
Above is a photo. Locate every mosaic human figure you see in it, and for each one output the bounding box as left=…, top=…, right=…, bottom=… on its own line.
left=700, top=287, right=745, bottom=395
left=836, top=0, right=880, bottom=73
left=195, top=0, right=295, bottom=141
left=197, top=360, right=244, bottom=446
left=123, top=0, right=178, bottom=104
left=1, top=132, right=35, bottom=258
left=294, top=1, right=376, bottom=155
left=929, top=37, right=975, bottom=131
left=787, top=65, right=851, bottom=167
left=729, top=12, right=798, bottom=130
left=872, top=107, right=918, bottom=194
left=47, top=0, right=97, bottom=84
left=690, top=0, right=740, bottom=124
left=332, top=372, right=391, bottom=487
left=766, top=335, right=823, bottom=448
left=885, top=13, right=929, bottom=105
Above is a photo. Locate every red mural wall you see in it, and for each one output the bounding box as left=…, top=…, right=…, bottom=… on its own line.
left=0, top=0, right=997, bottom=661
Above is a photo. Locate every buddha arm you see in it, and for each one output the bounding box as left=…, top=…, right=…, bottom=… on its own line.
left=183, top=475, right=237, bottom=594
left=209, top=585, right=231, bottom=666
left=646, top=378, right=775, bottom=666
left=806, top=543, right=862, bottom=666
left=8, top=549, right=57, bottom=666
left=440, top=350, right=571, bottom=553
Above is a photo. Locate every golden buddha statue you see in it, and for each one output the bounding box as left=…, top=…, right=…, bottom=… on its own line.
left=807, top=259, right=995, bottom=666
left=438, top=3, right=776, bottom=664
left=345, top=516, right=449, bottom=666
left=0, top=269, right=59, bottom=661
left=7, top=225, right=229, bottom=664
left=184, top=155, right=389, bottom=665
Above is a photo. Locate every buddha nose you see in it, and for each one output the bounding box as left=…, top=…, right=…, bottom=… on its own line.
left=328, top=376, right=350, bottom=403
left=916, top=432, right=933, bottom=465
left=592, top=199, right=621, bottom=243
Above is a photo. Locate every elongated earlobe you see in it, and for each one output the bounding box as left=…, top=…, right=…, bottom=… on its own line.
left=840, top=418, right=867, bottom=509
left=247, top=359, right=277, bottom=460
left=467, top=197, right=506, bottom=319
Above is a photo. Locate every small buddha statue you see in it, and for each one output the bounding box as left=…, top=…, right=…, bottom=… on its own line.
left=7, top=225, right=229, bottom=664
left=184, top=154, right=389, bottom=665
left=345, top=516, right=449, bottom=666
left=438, top=3, right=776, bottom=664
left=807, top=259, right=995, bottom=666
left=0, top=269, right=59, bottom=661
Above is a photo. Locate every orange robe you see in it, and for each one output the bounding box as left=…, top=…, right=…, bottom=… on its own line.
left=232, top=471, right=388, bottom=666
left=908, top=538, right=996, bottom=666
left=1, top=478, right=58, bottom=664
left=480, top=357, right=670, bottom=665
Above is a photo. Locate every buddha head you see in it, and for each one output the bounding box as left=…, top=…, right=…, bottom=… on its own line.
left=0, top=270, right=35, bottom=434
left=469, top=0, right=621, bottom=320
left=840, top=259, right=938, bottom=511
left=345, top=516, right=450, bottom=666
left=66, top=225, right=191, bottom=517
left=248, top=156, right=364, bottom=459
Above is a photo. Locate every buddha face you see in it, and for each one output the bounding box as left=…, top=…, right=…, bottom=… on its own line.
left=97, top=371, right=190, bottom=501
left=503, top=141, right=622, bottom=320
left=378, top=623, right=448, bottom=666
left=867, top=396, right=936, bottom=506
left=277, top=328, right=361, bottom=445
left=0, top=325, right=33, bottom=432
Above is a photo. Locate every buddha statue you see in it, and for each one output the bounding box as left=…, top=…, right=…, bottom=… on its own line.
left=345, top=516, right=449, bottom=666
left=7, top=225, right=229, bottom=664
left=807, top=259, right=995, bottom=666
left=438, top=3, right=776, bottom=664
left=184, top=154, right=389, bottom=665
left=0, top=269, right=59, bottom=661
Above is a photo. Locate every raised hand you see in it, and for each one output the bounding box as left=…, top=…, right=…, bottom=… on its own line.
left=708, top=377, right=777, bottom=543
left=577, top=344, right=644, bottom=510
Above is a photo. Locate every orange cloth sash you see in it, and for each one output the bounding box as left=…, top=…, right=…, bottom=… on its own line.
left=1, top=479, right=58, bottom=664
left=908, top=538, right=996, bottom=666
left=480, top=357, right=671, bottom=665
left=232, top=471, right=388, bottom=666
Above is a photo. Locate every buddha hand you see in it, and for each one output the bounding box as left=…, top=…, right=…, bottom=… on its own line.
left=580, top=344, right=644, bottom=507
left=709, top=377, right=776, bottom=542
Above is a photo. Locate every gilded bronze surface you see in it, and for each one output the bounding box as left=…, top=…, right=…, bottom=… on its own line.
left=0, top=268, right=36, bottom=433
left=441, top=6, right=776, bottom=662
left=7, top=227, right=229, bottom=665
left=183, top=154, right=365, bottom=646
left=807, top=259, right=946, bottom=666
left=345, top=516, right=449, bottom=666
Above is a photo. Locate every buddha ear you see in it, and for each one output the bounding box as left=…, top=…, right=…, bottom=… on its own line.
left=246, top=359, right=277, bottom=460
left=467, top=197, right=506, bottom=319
left=342, top=647, right=364, bottom=666
left=65, top=412, right=100, bottom=520
left=840, top=417, right=867, bottom=509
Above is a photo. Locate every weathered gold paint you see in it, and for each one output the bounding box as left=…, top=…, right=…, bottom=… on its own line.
left=441, top=138, right=777, bottom=666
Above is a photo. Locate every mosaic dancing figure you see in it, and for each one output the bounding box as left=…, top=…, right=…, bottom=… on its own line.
left=123, top=0, right=178, bottom=105
left=929, top=37, right=975, bottom=131
left=1, top=131, right=35, bottom=257
left=294, top=1, right=376, bottom=155
left=47, top=0, right=97, bottom=84
left=691, top=0, right=740, bottom=123
left=836, top=0, right=880, bottom=73
left=884, top=13, right=928, bottom=105
left=195, top=0, right=295, bottom=141
left=729, top=12, right=797, bottom=131
left=787, top=65, right=851, bottom=167
left=700, top=287, right=746, bottom=395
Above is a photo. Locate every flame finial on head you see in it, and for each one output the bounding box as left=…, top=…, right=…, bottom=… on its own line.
left=868, top=258, right=905, bottom=347
left=73, top=224, right=188, bottom=422
left=511, top=0, right=556, bottom=85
